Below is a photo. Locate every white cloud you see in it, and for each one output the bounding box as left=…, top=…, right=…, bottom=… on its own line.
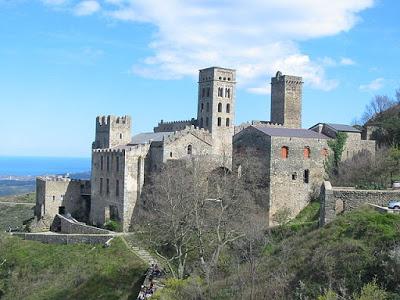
left=74, top=0, right=100, bottom=16
left=359, top=77, right=384, bottom=91
left=340, top=57, right=356, bottom=65
left=41, top=0, right=374, bottom=93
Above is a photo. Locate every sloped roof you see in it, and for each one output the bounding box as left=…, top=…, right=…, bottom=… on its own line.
left=325, top=123, right=361, bottom=133
left=130, top=132, right=173, bottom=145
left=253, top=126, right=329, bottom=139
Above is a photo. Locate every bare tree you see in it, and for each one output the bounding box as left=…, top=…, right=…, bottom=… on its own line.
left=138, top=155, right=265, bottom=283
left=361, top=95, right=395, bottom=124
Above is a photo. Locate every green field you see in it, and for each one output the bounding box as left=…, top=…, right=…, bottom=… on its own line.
left=0, top=193, right=35, bottom=232
left=0, top=235, right=147, bottom=300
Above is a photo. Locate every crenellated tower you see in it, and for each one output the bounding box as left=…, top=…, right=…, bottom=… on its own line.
left=271, top=71, right=303, bottom=128
left=93, top=115, right=132, bottom=149
left=197, top=67, right=236, bottom=162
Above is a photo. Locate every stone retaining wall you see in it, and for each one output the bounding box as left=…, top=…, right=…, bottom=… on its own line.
left=320, top=181, right=400, bottom=225
left=56, top=214, right=111, bottom=234
left=12, top=232, right=113, bottom=245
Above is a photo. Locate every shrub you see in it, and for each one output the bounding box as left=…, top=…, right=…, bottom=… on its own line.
left=104, top=220, right=123, bottom=232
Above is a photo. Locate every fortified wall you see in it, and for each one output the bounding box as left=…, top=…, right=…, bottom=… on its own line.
left=35, top=176, right=91, bottom=224
left=320, top=181, right=400, bottom=225
left=153, top=118, right=197, bottom=133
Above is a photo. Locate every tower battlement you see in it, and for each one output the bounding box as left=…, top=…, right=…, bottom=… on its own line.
left=96, top=115, right=130, bottom=127
left=93, top=115, right=132, bottom=149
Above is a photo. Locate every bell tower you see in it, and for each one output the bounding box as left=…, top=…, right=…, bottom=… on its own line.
left=197, top=67, right=236, bottom=161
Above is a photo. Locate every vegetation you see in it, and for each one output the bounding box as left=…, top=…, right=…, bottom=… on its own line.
left=0, top=204, right=33, bottom=232
left=155, top=207, right=400, bottom=299
left=104, top=220, right=123, bottom=232
left=0, top=192, right=36, bottom=203
left=0, top=235, right=147, bottom=300
left=326, top=132, right=347, bottom=176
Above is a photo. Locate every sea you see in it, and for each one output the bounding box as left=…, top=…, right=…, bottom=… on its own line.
left=0, top=156, right=91, bottom=177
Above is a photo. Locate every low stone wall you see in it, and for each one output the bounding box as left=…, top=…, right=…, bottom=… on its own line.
left=12, top=232, right=114, bottom=245
left=56, top=214, right=111, bottom=234
left=320, top=181, right=400, bottom=225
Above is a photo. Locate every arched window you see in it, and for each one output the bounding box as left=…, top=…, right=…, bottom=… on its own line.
left=120, top=133, right=123, bottom=139
left=170, top=152, right=173, bottom=158
left=226, top=118, right=230, bottom=127
left=206, top=102, right=210, bottom=112
left=201, top=103, right=204, bottom=111
left=281, top=146, right=289, bottom=159
left=187, top=145, right=192, bottom=155
left=304, top=146, right=311, bottom=159
left=218, top=87, right=223, bottom=97
left=226, top=103, right=230, bottom=113
left=218, top=102, right=222, bottom=112
left=206, top=87, right=210, bottom=97
left=225, top=88, right=230, bottom=98
left=217, top=117, right=221, bottom=127
left=202, top=88, right=205, bottom=97
left=206, top=117, right=209, bottom=126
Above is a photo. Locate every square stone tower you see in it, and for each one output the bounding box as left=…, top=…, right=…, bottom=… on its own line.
left=271, top=71, right=303, bottom=128
left=196, top=67, right=236, bottom=162
left=93, top=115, right=132, bottom=149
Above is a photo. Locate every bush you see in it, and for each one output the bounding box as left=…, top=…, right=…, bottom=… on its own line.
left=104, top=220, right=123, bottom=232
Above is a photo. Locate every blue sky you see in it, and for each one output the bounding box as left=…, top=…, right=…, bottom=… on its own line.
left=0, top=0, right=399, bottom=157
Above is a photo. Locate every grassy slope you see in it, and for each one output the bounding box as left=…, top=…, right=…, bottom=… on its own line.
left=0, top=193, right=35, bottom=231
left=254, top=207, right=400, bottom=299
left=0, top=235, right=147, bottom=300
left=197, top=204, right=399, bottom=299
left=0, top=192, right=36, bottom=203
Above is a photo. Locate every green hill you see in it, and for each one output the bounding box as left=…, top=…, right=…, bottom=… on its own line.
left=0, top=235, right=147, bottom=300
left=155, top=205, right=400, bottom=299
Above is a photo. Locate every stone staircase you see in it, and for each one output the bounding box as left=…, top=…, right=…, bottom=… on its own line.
left=122, top=237, right=165, bottom=298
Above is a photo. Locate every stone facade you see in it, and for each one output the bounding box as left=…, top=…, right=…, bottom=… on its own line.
left=154, top=118, right=197, bottom=132
left=234, top=126, right=329, bottom=225
left=35, top=176, right=90, bottom=223
left=197, top=67, right=236, bottom=163
left=271, top=71, right=303, bottom=128
left=35, top=67, right=378, bottom=231
left=320, top=181, right=400, bottom=225
left=309, top=123, right=376, bottom=161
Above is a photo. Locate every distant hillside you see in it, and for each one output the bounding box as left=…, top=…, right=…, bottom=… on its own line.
left=0, top=193, right=35, bottom=232
left=0, top=236, right=147, bottom=299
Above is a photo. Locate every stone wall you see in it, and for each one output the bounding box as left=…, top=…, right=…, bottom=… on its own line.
left=233, top=126, right=328, bottom=226
left=153, top=118, right=197, bottom=132
left=268, top=136, right=328, bottom=224
left=12, top=232, right=113, bottom=245
left=35, top=177, right=90, bottom=222
left=56, top=214, right=111, bottom=234
left=93, top=115, right=131, bottom=149
left=90, top=145, right=150, bottom=231
left=271, top=72, right=303, bottom=128
left=320, top=181, right=400, bottom=225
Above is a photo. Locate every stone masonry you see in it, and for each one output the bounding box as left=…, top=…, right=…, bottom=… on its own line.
left=36, top=67, right=377, bottom=231
left=320, top=181, right=400, bottom=225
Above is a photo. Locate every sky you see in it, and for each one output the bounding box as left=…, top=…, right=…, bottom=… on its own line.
left=0, top=0, right=399, bottom=157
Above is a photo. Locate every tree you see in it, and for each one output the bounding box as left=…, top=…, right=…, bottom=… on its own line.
left=138, top=156, right=263, bottom=282
left=361, top=95, right=395, bottom=124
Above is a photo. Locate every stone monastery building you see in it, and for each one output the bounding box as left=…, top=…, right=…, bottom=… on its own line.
left=35, top=67, right=376, bottom=231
